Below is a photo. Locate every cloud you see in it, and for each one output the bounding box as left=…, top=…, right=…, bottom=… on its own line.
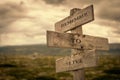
left=34, top=0, right=99, bottom=6
left=41, top=0, right=65, bottom=5
left=59, top=0, right=120, bottom=23
left=1, top=33, right=46, bottom=46
left=0, top=0, right=120, bottom=46
left=0, top=2, right=27, bottom=33
left=0, top=0, right=68, bottom=46
left=97, top=0, right=120, bottom=22
left=96, top=0, right=120, bottom=37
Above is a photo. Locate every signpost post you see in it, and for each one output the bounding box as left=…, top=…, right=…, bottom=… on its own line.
left=46, top=5, right=109, bottom=80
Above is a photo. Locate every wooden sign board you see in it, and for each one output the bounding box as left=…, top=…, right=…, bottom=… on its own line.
left=47, top=31, right=109, bottom=50
left=55, top=5, right=94, bottom=32
left=56, top=49, right=97, bottom=72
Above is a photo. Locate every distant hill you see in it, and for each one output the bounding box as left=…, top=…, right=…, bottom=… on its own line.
left=109, top=43, right=120, bottom=49
left=0, top=43, right=120, bottom=55
left=108, top=43, right=120, bottom=54
left=0, top=44, right=71, bottom=56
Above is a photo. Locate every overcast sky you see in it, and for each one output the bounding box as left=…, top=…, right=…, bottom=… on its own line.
left=0, top=0, right=120, bottom=46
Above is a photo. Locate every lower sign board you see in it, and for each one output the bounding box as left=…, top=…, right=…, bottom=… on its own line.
left=56, top=49, right=97, bottom=72
left=47, top=31, right=109, bottom=50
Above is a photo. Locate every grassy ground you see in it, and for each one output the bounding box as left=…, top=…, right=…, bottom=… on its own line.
left=0, top=54, right=119, bottom=80
left=85, top=54, right=120, bottom=80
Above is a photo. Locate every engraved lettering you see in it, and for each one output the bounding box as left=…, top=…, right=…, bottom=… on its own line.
left=60, top=12, right=89, bottom=28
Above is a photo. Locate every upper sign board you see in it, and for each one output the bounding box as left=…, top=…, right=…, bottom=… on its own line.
left=47, top=31, right=109, bottom=50
left=56, top=49, right=97, bottom=72
left=55, top=5, right=94, bottom=32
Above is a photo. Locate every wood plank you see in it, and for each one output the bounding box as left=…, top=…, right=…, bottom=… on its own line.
left=55, top=5, right=94, bottom=32
left=47, top=31, right=73, bottom=48
left=82, top=35, right=109, bottom=50
left=47, top=31, right=109, bottom=50
left=56, top=49, right=97, bottom=72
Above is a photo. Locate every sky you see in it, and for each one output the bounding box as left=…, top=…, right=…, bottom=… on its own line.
left=0, top=0, right=120, bottom=46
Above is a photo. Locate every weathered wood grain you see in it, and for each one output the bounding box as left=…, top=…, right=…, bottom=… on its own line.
left=56, top=49, right=97, bottom=72
left=47, top=31, right=109, bottom=50
left=55, top=5, right=94, bottom=32
left=70, top=21, right=85, bottom=80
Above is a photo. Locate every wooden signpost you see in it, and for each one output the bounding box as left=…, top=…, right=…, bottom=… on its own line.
left=46, top=5, right=109, bottom=80
left=47, top=31, right=109, bottom=50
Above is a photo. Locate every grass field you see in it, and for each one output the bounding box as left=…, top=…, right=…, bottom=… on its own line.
left=0, top=54, right=120, bottom=80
